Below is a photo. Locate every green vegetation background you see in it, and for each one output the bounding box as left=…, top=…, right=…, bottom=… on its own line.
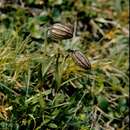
left=0, top=0, right=129, bottom=130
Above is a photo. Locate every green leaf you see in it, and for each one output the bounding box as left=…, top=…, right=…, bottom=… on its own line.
left=97, top=96, right=109, bottom=111
left=49, top=123, right=58, bottom=128
left=35, top=16, right=50, bottom=24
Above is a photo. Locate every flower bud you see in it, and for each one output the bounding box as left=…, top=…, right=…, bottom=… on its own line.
left=70, top=50, right=91, bottom=69
left=48, top=23, right=73, bottom=40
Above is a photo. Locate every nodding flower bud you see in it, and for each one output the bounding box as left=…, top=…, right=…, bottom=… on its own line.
left=48, top=23, right=73, bottom=40
left=70, top=50, right=91, bottom=70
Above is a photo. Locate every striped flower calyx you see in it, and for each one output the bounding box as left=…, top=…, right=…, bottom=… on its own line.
left=70, top=50, right=91, bottom=70
left=48, top=23, right=73, bottom=40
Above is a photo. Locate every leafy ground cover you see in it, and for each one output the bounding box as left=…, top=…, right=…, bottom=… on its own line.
left=0, top=0, right=129, bottom=130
